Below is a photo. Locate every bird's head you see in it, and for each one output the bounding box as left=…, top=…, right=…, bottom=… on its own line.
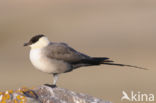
left=24, top=34, right=50, bottom=49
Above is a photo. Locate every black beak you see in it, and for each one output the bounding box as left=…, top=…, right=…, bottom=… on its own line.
left=24, top=42, right=31, bottom=46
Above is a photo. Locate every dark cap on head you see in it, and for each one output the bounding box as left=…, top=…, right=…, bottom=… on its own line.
left=24, top=34, right=45, bottom=46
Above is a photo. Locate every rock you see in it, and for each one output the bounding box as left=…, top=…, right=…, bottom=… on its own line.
left=0, top=85, right=111, bottom=103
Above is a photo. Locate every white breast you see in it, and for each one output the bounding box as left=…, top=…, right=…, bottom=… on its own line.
left=29, top=48, right=71, bottom=74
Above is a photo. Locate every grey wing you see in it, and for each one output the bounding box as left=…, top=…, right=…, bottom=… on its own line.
left=44, top=42, right=91, bottom=63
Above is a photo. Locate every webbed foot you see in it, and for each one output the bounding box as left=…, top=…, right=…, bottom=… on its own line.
left=44, top=84, right=57, bottom=88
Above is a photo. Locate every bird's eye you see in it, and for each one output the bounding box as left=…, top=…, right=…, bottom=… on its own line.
left=30, top=34, right=44, bottom=44
left=30, top=38, right=38, bottom=43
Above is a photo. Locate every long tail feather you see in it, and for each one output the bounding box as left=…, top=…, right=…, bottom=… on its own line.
left=103, top=62, right=148, bottom=70
left=78, top=57, right=148, bottom=70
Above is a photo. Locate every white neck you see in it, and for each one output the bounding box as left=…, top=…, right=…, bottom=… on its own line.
left=30, top=37, right=50, bottom=49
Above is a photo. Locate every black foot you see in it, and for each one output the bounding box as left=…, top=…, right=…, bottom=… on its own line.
left=44, top=84, right=57, bottom=88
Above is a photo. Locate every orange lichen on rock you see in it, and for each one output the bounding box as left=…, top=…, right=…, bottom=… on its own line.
left=0, top=87, right=35, bottom=103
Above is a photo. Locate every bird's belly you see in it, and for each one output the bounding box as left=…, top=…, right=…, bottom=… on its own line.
left=30, top=49, right=71, bottom=74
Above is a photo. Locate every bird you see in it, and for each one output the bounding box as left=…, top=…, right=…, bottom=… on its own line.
left=24, top=34, right=147, bottom=87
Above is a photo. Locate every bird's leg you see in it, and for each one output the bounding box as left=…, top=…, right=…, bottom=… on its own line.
left=53, top=73, right=58, bottom=86
left=44, top=73, right=58, bottom=88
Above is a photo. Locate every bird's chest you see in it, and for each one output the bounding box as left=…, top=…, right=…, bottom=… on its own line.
left=30, top=49, right=53, bottom=73
left=30, top=49, right=44, bottom=67
left=29, top=49, right=71, bottom=73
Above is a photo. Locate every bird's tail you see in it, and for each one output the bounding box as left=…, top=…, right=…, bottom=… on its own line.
left=102, top=62, right=148, bottom=70
left=92, top=57, right=114, bottom=63
left=92, top=57, right=148, bottom=70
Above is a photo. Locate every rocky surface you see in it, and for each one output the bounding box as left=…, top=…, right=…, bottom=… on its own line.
left=0, top=85, right=111, bottom=103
